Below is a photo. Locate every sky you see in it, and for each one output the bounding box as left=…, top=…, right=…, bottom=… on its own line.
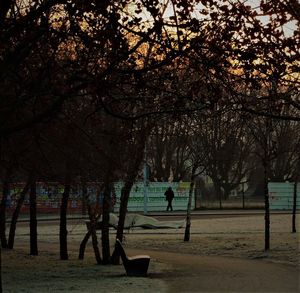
left=157, top=0, right=297, bottom=37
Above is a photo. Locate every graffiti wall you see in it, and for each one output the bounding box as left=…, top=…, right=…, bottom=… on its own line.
left=3, top=181, right=192, bottom=213
left=269, top=182, right=299, bottom=210
left=114, top=181, right=192, bottom=212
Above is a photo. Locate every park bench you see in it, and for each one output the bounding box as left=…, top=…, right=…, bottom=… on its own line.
left=115, top=239, right=150, bottom=277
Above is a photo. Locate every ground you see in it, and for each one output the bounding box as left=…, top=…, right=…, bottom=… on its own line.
left=2, top=212, right=299, bottom=292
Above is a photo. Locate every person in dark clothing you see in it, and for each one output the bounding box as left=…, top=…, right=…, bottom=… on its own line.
left=164, top=187, right=174, bottom=211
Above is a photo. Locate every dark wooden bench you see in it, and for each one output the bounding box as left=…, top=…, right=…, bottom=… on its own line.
left=115, top=239, right=150, bottom=277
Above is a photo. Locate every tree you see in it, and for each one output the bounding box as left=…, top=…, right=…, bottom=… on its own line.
left=0, top=241, right=2, bottom=292
left=181, top=112, right=212, bottom=241
left=190, top=110, right=253, bottom=207
left=246, top=110, right=277, bottom=251
left=0, top=166, right=13, bottom=248
left=29, top=176, right=38, bottom=255
left=59, top=172, right=71, bottom=260
left=269, top=117, right=300, bottom=182
left=111, top=121, right=151, bottom=264
left=78, top=178, right=102, bottom=263
left=292, top=182, right=298, bottom=233
left=291, top=153, right=300, bottom=234
left=7, top=177, right=31, bottom=249
left=148, top=118, right=191, bottom=182
left=184, top=164, right=206, bottom=242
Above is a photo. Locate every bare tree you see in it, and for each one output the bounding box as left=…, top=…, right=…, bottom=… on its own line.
left=148, top=118, right=191, bottom=182
left=8, top=177, right=31, bottom=249
left=269, top=118, right=300, bottom=182
left=292, top=182, right=298, bottom=233
left=29, top=175, right=38, bottom=256
left=192, top=110, right=254, bottom=207
left=292, top=155, right=300, bottom=233
left=59, top=171, right=71, bottom=260
left=78, top=179, right=102, bottom=263
left=246, top=111, right=277, bottom=251
left=111, top=121, right=150, bottom=264
left=0, top=166, right=13, bottom=248
left=172, top=115, right=208, bottom=241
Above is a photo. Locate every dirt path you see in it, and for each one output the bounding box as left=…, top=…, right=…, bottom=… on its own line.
left=129, top=249, right=299, bottom=292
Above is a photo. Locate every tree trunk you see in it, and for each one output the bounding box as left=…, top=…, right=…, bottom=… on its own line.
left=263, top=162, right=270, bottom=251
left=78, top=179, right=89, bottom=260
left=213, top=181, right=223, bottom=210
left=78, top=178, right=89, bottom=259
left=292, top=181, right=297, bottom=233
left=111, top=152, right=145, bottom=264
left=91, top=218, right=102, bottom=264
left=242, top=182, right=245, bottom=209
left=8, top=179, right=31, bottom=249
left=78, top=179, right=102, bottom=263
left=29, top=177, right=38, bottom=255
left=223, top=186, right=231, bottom=201
left=79, top=230, right=92, bottom=260
left=81, top=195, right=87, bottom=216
left=60, top=176, right=71, bottom=260
left=101, top=181, right=111, bottom=264
left=110, top=126, right=148, bottom=264
left=0, top=245, right=2, bottom=293
left=110, top=181, right=134, bottom=264
left=78, top=214, right=102, bottom=264
left=218, top=187, right=222, bottom=209
left=81, top=179, right=87, bottom=216
left=0, top=181, right=9, bottom=248
left=184, top=165, right=196, bottom=242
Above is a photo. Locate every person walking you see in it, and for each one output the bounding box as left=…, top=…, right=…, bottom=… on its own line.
left=164, top=187, right=174, bottom=211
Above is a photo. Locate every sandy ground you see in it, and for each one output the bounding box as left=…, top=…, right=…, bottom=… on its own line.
left=1, top=213, right=299, bottom=292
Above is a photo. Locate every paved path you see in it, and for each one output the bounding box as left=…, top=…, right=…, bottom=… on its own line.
left=129, top=249, right=299, bottom=292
